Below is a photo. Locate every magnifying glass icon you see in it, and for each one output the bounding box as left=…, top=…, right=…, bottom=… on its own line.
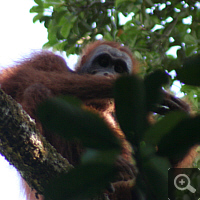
left=174, top=174, right=196, bottom=193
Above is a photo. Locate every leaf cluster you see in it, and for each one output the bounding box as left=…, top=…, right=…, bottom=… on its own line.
left=31, top=0, right=200, bottom=71
left=31, top=0, right=116, bottom=55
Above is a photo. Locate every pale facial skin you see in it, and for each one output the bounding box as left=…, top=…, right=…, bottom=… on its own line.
left=78, top=45, right=133, bottom=76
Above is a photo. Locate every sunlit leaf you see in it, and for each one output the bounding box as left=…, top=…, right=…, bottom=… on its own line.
left=60, top=14, right=77, bottom=38
left=47, top=20, right=59, bottom=45
left=32, top=13, right=44, bottom=23
left=34, top=0, right=43, bottom=7
left=30, top=5, right=44, bottom=13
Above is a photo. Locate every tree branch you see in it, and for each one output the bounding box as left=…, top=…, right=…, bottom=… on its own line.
left=0, top=88, right=73, bottom=195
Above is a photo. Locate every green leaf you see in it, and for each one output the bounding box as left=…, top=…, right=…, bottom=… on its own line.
left=184, top=34, right=197, bottom=45
left=47, top=20, right=58, bottom=45
left=157, top=115, right=200, bottom=161
left=60, top=15, right=77, bottom=38
left=145, top=0, right=154, bottom=6
left=66, top=45, right=76, bottom=55
left=44, top=163, right=117, bottom=200
left=175, top=3, right=182, bottom=10
left=37, top=97, right=121, bottom=151
left=40, top=16, right=51, bottom=28
left=144, top=111, right=189, bottom=145
left=45, top=0, right=62, bottom=3
left=144, top=70, right=169, bottom=112
left=114, top=75, right=147, bottom=144
left=34, top=0, right=43, bottom=7
left=133, top=51, right=143, bottom=60
left=30, top=5, right=44, bottom=13
left=140, top=144, right=170, bottom=199
left=103, top=33, right=113, bottom=41
left=32, top=13, right=44, bottom=23
left=115, top=0, right=140, bottom=9
left=176, top=54, right=200, bottom=86
left=185, top=45, right=198, bottom=57
left=61, top=23, right=71, bottom=38
left=115, top=0, right=132, bottom=8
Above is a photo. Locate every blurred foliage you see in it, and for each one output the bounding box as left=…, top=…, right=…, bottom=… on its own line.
left=30, top=0, right=200, bottom=199
left=39, top=72, right=172, bottom=200
left=38, top=67, right=200, bottom=199
left=30, top=0, right=199, bottom=66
